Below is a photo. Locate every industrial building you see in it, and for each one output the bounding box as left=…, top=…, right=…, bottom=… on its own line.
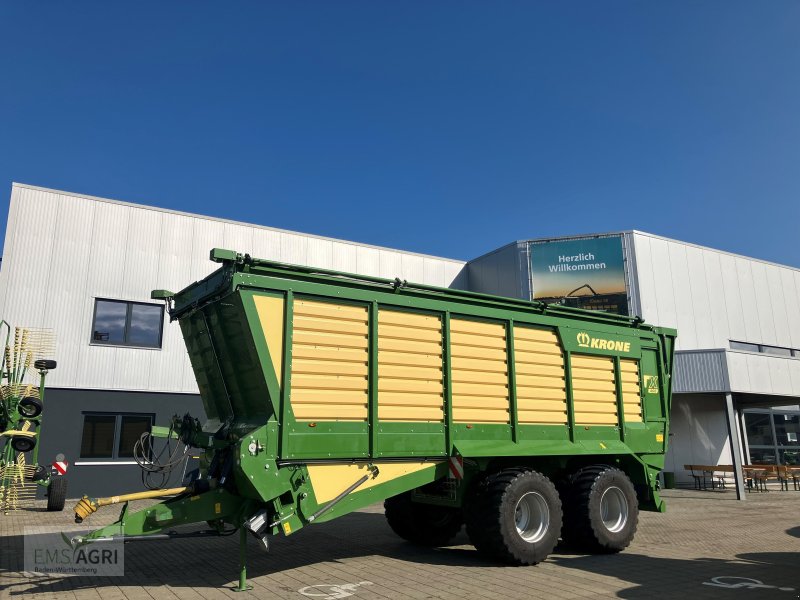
left=1, top=183, right=798, bottom=496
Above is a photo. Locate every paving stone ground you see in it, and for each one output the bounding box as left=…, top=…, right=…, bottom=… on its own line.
left=1, top=489, right=798, bottom=599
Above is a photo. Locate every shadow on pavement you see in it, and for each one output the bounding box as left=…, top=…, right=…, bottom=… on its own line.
left=786, top=525, right=800, bottom=538
left=2, top=510, right=798, bottom=598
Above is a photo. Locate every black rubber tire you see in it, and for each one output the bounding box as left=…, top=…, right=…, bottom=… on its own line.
left=18, top=397, right=43, bottom=418
left=561, top=465, right=638, bottom=553
left=46, top=477, right=67, bottom=511
left=384, top=492, right=463, bottom=546
left=465, top=469, right=562, bottom=565
left=11, top=436, right=36, bottom=453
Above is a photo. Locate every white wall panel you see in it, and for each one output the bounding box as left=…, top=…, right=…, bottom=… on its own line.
left=789, top=360, right=800, bottom=396
left=120, top=208, right=163, bottom=301
left=423, top=257, right=446, bottom=287
left=664, top=395, right=731, bottom=485
left=330, top=241, right=357, bottom=273
left=719, top=253, right=746, bottom=342
left=190, top=218, right=226, bottom=283
left=281, top=232, right=308, bottom=265
left=768, top=267, right=792, bottom=348
left=632, top=235, right=660, bottom=325
left=783, top=270, right=800, bottom=349
left=222, top=223, right=254, bottom=258
left=0, top=184, right=466, bottom=394
left=155, top=212, right=196, bottom=296
left=745, top=354, right=773, bottom=394
left=735, top=258, right=761, bottom=343
left=249, top=229, right=282, bottom=262
left=40, top=193, right=96, bottom=387
left=667, top=242, right=697, bottom=350
left=702, top=251, right=728, bottom=347
left=768, top=358, right=793, bottom=396
left=5, top=188, right=58, bottom=330
left=307, top=237, right=334, bottom=269
left=378, top=249, right=402, bottom=280
left=401, top=253, right=425, bottom=284
left=0, top=186, right=22, bottom=316
left=647, top=238, right=679, bottom=343
left=726, top=351, right=752, bottom=392
left=685, top=246, right=714, bottom=348
left=355, top=245, right=380, bottom=277
left=751, top=262, right=777, bottom=345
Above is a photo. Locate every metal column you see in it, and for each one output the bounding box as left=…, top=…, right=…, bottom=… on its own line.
left=724, top=393, right=746, bottom=501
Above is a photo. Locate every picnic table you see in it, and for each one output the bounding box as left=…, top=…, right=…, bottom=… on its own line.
left=683, top=464, right=800, bottom=492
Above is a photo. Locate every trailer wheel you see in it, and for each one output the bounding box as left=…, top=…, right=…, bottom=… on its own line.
left=384, top=492, right=463, bottom=546
left=465, top=469, right=562, bottom=565
left=561, top=465, right=638, bottom=553
left=19, top=397, right=43, bottom=418
left=46, top=477, right=67, bottom=511
left=11, top=436, right=36, bottom=453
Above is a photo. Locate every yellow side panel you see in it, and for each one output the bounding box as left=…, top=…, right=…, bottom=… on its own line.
left=450, top=318, right=509, bottom=423
left=621, top=358, right=643, bottom=422
left=378, top=310, right=444, bottom=422
left=513, top=326, right=567, bottom=425
left=514, top=352, right=565, bottom=368
left=290, top=299, right=369, bottom=421
left=571, top=354, right=618, bottom=426
left=254, top=295, right=285, bottom=388
left=308, top=461, right=441, bottom=503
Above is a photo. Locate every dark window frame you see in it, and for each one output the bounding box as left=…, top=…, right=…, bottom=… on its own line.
left=742, top=408, right=800, bottom=466
left=79, top=412, right=155, bottom=460
left=91, top=298, right=164, bottom=349
left=730, top=340, right=797, bottom=358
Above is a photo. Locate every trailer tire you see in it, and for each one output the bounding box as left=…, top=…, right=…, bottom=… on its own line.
left=46, top=477, right=67, bottom=512
left=19, top=397, right=43, bottom=418
left=465, top=469, right=562, bottom=565
left=561, top=465, right=638, bottom=553
left=384, top=492, right=463, bottom=546
left=11, top=436, right=36, bottom=453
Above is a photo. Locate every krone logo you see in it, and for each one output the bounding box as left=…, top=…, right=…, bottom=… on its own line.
left=575, top=331, right=631, bottom=353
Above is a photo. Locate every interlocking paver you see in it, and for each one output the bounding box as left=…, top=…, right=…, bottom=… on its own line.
left=1, top=489, right=798, bottom=599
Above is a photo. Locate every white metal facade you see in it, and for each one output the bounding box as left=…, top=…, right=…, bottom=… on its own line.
left=631, top=231, right=800, bottom=397
left=0, top=183, right=467, bottom=394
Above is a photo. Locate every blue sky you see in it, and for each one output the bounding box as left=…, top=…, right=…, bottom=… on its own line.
left=1, top=2, right=799, bottom=264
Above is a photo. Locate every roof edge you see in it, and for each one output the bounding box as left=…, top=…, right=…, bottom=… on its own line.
left=10, top=182, right=467, bottom=265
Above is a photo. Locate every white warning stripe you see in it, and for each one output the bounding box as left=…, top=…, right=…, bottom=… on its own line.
left=53, top=461, right=68, bottom=475
left=448, top=455, right=464, bottom=480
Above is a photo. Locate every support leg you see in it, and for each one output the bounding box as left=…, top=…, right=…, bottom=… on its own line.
left=233, top=527, right=253, bottom=592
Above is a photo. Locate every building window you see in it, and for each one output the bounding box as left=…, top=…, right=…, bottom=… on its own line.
left=79, top=412, right=154, bottom=459
left=730, top=341, right=760, bottom=352
left=91, top=299, right=164, bottom=348
left=742, top=409, right=800, bottom=465
left=730, top=340, right=797, bottom=357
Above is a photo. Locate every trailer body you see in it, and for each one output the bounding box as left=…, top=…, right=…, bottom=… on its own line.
left=76, top=249, right=675, bottom=585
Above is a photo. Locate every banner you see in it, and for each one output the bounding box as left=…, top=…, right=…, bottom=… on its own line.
left=529, top=236, right=629, bottom=315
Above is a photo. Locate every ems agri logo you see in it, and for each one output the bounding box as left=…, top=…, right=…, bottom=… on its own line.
left=644, top=375, right=659, bottom=394
left=576, top=331, right=631, bottom=353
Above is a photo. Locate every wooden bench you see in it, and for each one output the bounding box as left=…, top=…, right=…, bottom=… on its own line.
left=683, top=464, right=800, bottom=492
left=683, top=464, right=734, bottom=490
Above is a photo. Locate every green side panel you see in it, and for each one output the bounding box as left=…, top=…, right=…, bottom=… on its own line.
left=180, top=292, right=275, bottom=428
left=376, top=422, right=446, bottom=458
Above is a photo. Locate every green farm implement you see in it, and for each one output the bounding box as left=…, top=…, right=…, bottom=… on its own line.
left=0, top=321, right=64, bottom=513
left=74, top=248, right=675, bottom=590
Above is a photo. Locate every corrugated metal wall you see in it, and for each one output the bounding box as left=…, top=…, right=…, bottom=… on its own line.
left=0, top=184, right=468, bottom=394
left=632, top=231, right=800, bottom=352
left=632, top=231, right=800, bottom=397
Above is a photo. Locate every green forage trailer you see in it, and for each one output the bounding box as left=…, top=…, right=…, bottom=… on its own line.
left=74, top=249, right=675, bottom=590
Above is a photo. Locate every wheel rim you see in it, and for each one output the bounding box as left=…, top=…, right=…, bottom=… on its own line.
left=514, top=491, right=550, bottom=543
left=600, top=486, right=629, bottom=533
